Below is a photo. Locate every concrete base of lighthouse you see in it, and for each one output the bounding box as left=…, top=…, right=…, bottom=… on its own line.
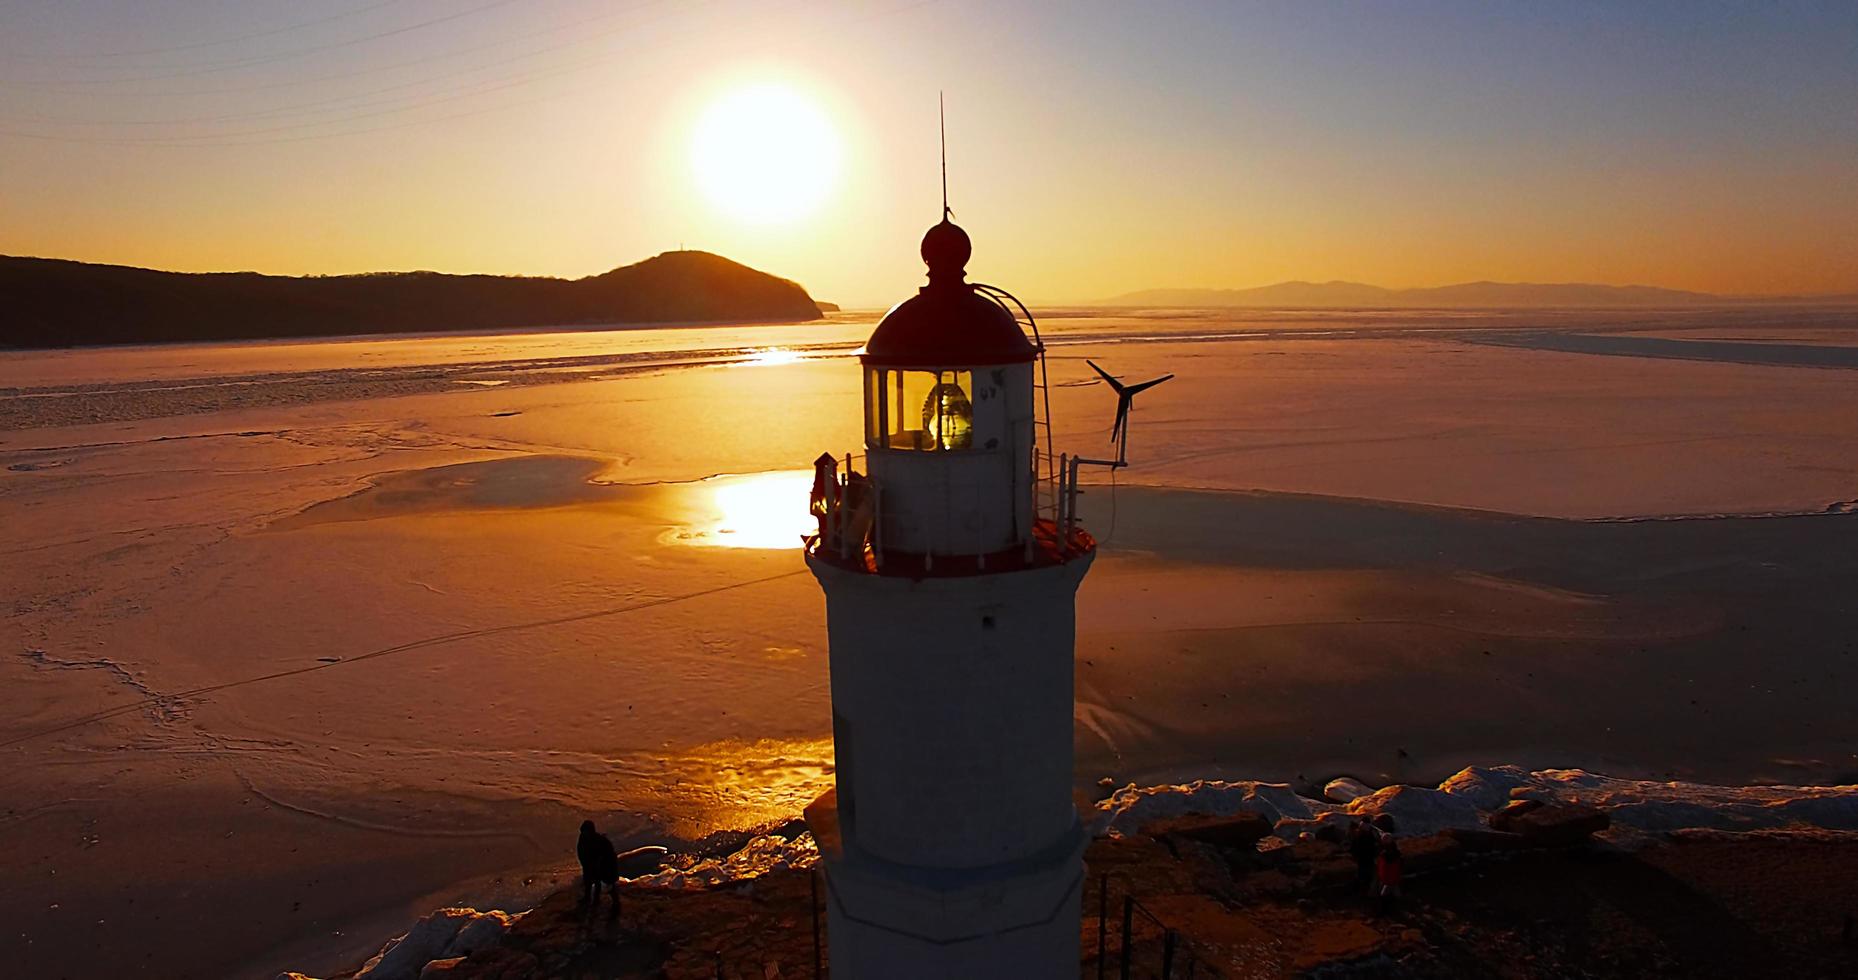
left=803, top=551, right=1096, bottom=977
left=808, top=790, right=1086, bottom=978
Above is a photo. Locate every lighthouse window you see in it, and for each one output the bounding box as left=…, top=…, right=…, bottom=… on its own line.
left=867, top=368, right=973, bottom=451
left=864, top=368, right=884, bottom=447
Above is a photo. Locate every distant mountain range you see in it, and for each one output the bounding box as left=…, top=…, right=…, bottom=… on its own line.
left=1102, top=280, right=1857, bottom=309
left=0, top=250, right=825, bottom=349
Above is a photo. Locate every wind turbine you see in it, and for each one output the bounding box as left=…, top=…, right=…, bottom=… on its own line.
left=1086, top=359, right=1174, bottom=467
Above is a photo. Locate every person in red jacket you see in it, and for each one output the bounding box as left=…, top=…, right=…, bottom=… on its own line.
left=1375, top=835, right=1404, bottom=913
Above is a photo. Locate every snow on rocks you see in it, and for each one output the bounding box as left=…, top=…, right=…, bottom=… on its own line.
left=627, top=831, right=818, bottom=890
left=1141, top=811, right=1276, bottom=848
left=1271, top=809, right=1355, bottom=843
left=1495, top=768, right=1858, bottom=835
left=1091, top=766, right=1858, bottom=846
left=1438, top=765, right=1535, bottom=810
left=1344, top=784, right=1487, bottom=837
left=1322, top=777, right=1373, bottom=804
left=1490, top=800, right=1610, bottom=846
left=1093, top=779, right=1337, bottom=839
left=350, top=908, right=523, bottom=980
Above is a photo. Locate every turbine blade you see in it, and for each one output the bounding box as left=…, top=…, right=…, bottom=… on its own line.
left=1124, top=373, right=1175, bottom=395
left=1087, top=359, right=1127, bottom=393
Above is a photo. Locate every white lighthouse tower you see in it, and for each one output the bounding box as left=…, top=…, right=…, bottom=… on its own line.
left=803, top=215, right=1098, bottom=977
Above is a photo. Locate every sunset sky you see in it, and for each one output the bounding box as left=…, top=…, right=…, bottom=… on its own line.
left=2, top=0, right=1854, bottom=306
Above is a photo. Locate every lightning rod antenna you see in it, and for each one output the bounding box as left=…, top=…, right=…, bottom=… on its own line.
left=939, top=91, right=949, bottom=221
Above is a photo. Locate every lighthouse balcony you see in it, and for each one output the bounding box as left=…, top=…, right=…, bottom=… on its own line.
left=807, top=516, right=1094, bottom=577
left=806, top=453, right=1094, bottom=577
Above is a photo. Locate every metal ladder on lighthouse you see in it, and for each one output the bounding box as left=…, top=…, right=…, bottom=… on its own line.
left=974, top=283, right=1062, bottom=528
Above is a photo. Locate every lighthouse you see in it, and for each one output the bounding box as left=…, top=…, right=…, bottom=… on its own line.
left=803, top=216, right=1097, bottom=977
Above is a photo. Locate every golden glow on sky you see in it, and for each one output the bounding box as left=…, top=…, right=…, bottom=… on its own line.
left=691, top=84, right=842, bottom=225
left=0, top=3, right=1852, bottom=303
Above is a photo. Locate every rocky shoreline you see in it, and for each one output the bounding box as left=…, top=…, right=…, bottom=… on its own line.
left=282, top=766, right=1858, bottom=979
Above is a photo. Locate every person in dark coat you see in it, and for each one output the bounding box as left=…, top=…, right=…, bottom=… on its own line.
left=1347, top=818, right=1380, bottom=895
left=578, top=820, right=621, bottom=914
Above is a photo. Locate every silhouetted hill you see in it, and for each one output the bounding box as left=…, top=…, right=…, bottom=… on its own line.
left=1101, top=280, right=1837, bottom=308
left=0, top=250, right=824, bottom=349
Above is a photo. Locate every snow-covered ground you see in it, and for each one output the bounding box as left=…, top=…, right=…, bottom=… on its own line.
left=1096, top=766, right=1858, bottom=842
left=296, top=764, right=1858, bottom=980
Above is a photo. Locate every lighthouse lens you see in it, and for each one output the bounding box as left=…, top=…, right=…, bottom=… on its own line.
left=873, top=369, right=973, bottom=451
left=925, top=379, right=973, bottom=450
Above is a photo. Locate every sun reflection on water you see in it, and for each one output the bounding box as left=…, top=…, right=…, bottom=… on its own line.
left=647, top=736, right=836, bottom=837
left=686, top=470, right=817, bottom=549
left=740, top=347, right=803, bottom=367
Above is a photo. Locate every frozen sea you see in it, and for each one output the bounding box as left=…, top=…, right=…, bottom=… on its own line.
left=4, top=306, right=1858, bottom=977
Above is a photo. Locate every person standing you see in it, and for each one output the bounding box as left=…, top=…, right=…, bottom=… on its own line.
left=1375, top=835, right=1404, bottom=914
left=1347, top=818, right=1379, bottom=896
left=577, top=819, right=621, bottom=917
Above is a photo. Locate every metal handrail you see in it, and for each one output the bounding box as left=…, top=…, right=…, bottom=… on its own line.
left=1095, top=872, right=1230, bottom=979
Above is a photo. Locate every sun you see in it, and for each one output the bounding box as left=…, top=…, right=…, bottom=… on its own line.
left=691, top=83, right=842, bottom=224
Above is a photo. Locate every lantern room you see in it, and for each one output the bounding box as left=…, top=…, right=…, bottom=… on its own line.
left=856, top=219, right=1040, bottom=560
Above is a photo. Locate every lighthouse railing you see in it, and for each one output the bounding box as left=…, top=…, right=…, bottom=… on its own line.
left=811, top=449, right=887, bottom=571
left=1092, top=871, right=1232, bottom=978
left=810, top=444, right=1094, bottom=572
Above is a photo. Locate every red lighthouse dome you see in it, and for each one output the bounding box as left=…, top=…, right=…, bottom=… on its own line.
left=862, top=219, right=1037, bottom=367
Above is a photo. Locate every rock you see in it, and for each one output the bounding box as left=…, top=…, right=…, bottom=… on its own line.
left=1346, top=785, right=1486, bottom=837
left=1282, top=838, right=1343, bottom=864
left=1322, top=777, right=1373, bottom=804
left=1395, top=832, right=1465, bottom=874
left=1270, top=839, right=1357, bottom=888
left=1491, top=802, right=1609, bottom=845
left=419, top=958, right=466, bottom=979
left=1271, top=809, right=1354, bottom=843
left=356, top=908, right=521, bottom=980
left=1095, top=778, right=1337, bottom=838
left=1438, top=765, right=1535, bottom=810
left=1144, top=810, right=1274, bottom=849
left=1441, top=827, right=1527, bottom=852
left=442, top=948, right=540, bottom=980
left=454, top=912, right=521, bottom=957
left=1771, top=794, right=1858, bottom=830
left=1303, top=855, right=1360, bottom=890
left=615, top=844, right=672, bottom=878
left=1488, top=799, right=1544, bottom=829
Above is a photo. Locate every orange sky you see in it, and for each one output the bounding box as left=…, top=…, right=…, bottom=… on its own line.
left=2, top=1, right=1854, bottom=305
